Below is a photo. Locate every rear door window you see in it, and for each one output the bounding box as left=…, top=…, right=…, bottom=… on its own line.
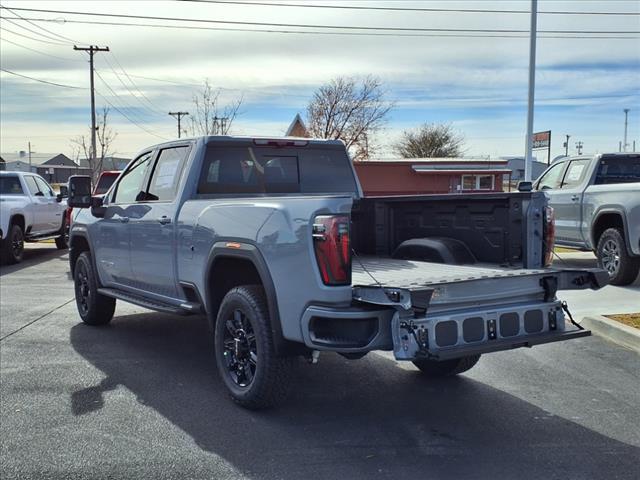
left=146, top=146, right=190, bottom=201
left=595, top=156, right=640, bottom=184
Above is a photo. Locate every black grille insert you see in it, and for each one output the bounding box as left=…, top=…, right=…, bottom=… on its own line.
left=463, top=316, right=485, bottom=342
left=435, top=320, right=458, bottom=347
left=500, top=312, right=520, bottom=337
left=524, top=310, right=544, bottom=333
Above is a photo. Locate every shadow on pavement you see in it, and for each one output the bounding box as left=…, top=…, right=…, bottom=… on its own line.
left=70, top=313, right=640, bottom=480
left=0, top=246, right=67, bottom=277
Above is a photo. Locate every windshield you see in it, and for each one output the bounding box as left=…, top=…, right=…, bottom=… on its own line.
left=0, top=176, right=24, bottom=195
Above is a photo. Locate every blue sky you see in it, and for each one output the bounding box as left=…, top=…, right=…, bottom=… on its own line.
left=1, top=0, right=639, bottom=160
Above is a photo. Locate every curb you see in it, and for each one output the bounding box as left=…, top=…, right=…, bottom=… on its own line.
left=580, top=315, right=640, bottom=353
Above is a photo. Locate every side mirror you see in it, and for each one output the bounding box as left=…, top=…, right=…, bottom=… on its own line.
left=67, top=175, right=92, bottom=208
left=517, top=181, right=533, bottom=192
left=56, top=194, right=63, bottom=202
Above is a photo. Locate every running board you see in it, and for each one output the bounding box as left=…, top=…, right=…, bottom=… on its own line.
left=97, top=288, right=197, bottom=315
left=431, top=329, right=591, bottom=361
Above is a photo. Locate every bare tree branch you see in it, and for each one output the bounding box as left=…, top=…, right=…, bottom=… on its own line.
left=306, top=76, right=393, bottom=161
left=189, top=79, right=243, bottom=136
left=71, top=107, right=117, bottom=182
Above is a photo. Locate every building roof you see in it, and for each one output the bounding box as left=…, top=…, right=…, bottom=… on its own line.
left=285, top=113, right=310, bottom=137
left=41, top=153, right=77, bottom=167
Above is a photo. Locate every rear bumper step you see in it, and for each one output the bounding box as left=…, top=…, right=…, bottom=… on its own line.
left=432, top=328, right=591, bottom=360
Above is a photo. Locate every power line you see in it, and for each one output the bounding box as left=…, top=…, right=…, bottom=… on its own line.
left=0, top=16, right=71, bottom=44
left=95, top=91, right=169, bottom=140
left=179, top=0, right=640, bottom=16
left=94, top=69, right=157, bottom=127
left=2, top=6, right=638, bottom=35
left=0, top=3, right=81, bottom=43
left=108, top=53, right=167, bottom=115
left=1, top=24, right=71, bottom=45
left=0, top=68, right=85, bottom=89
left=3, top=16, right=637, bottom=40
left=99, top=56, right=166, bottom=117
left=0, top=34, right=84, bottom=62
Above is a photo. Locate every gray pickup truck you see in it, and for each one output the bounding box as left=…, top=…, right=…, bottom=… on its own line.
left=535, top=153, right=640, bottom=285
left=67, top=136, right=608, bottom=409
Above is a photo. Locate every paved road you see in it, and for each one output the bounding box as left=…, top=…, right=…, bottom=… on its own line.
left=1, top=245, right=639, bottom=479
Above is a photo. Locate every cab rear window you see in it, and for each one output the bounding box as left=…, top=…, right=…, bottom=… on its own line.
left=198, top=145, right=357, bottom=195
left=0, top=176, right=24, bottom=195
left=595, top=156, right=640, bottom=184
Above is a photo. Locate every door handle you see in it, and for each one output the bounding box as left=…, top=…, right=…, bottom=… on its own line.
left=119, top=216, right=129, bottom=223
left=571, top=195, right=580, bottom=201
left=157, top=216, right=171, bottom=225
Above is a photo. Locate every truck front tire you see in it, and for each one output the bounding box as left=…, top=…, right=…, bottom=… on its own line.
left=596, top=228, right=640, bottom=286
left=73, top=251, right=115, bottom=326
left=413, top=354, right=481, bottom=377
left=1, top=224, right=24, bottom=265
left=214, top=285, right=294, bottom=409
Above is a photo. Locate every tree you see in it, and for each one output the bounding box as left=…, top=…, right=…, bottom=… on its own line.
left=306, top=76, right=393, bottom=161
left=189, top=79, right=243, bottom=136
left=71, top=107, right=117, bottom=181
left=393, top=123, right=465, bottom=158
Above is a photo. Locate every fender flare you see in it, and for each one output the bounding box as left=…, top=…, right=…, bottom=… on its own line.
left=203, top=241, right=292, bottom=355
left=591, top=207, right=633, bottom=255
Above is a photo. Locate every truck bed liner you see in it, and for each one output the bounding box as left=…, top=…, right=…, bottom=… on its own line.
left=352, top=256, right=548, bottom=290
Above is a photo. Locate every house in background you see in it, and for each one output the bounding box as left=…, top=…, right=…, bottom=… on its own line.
left=500, top=156, right=548, bottom=183
left=35, top=154, right=92, bottom=184
left=0, top=156, right=5, bottom=171
left=285, top=113, right=310, bottom=137
left=354, top=158, right=511, bottom=196
left=79, top=156, right=130, bottom=172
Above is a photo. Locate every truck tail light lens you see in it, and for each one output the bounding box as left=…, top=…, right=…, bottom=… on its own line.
left=312, top=215, right=351, bottom=285
left=543, top=206, right=556, bottom=267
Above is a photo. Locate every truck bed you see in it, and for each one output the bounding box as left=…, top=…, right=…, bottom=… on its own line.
left=352, top=256, right=547, bottom=289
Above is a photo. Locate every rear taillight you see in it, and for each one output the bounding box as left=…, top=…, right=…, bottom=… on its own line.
left=312, top=215, right=351, bottom=285
left=543, top=206, right=556, bottom=267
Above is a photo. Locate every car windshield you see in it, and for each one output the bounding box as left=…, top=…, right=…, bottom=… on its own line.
left=0, top=176, right=24, bottom=194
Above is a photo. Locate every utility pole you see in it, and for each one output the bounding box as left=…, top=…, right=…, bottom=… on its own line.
left=563, top=134, right=571, bottom=156
left=169, top=112, right=189, bottom=138
left=623, top=108, right=630, bottom=152
left=576, top=141, right=583, bottom=155
left=74, top=45, right=109, bottom=165
left=523, top=0, right=538, bottom=182
left=212, top=116, right=229, bottom=135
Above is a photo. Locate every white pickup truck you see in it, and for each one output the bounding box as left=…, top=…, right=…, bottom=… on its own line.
left=0, top=171, right=69, bottom=264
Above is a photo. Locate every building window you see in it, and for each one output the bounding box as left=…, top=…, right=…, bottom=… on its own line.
left=461, top=174, right=494, bottom=191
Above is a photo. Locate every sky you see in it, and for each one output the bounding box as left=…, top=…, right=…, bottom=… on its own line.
left=1, top=0, right=639, bottom=161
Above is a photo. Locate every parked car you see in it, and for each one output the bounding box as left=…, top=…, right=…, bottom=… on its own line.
left=67, top=136, right=607, bottom=409
left=535, top=153, right=640, bottom=285
left=0, top=171, right=69, bottom=264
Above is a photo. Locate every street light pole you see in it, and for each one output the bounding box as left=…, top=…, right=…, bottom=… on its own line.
left=623, top=109, right=630, bottom=152
left=524, top=0, right=538, bottom=182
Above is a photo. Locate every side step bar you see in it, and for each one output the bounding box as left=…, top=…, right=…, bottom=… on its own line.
left=97, top=288, right=201, bottom=315
left=432, top=328, right=591, bottom=361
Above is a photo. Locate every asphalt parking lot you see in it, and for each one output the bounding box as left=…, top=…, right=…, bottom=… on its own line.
left=1, top=245, right=639, bottom=479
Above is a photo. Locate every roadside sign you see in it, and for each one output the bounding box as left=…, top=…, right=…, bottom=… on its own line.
left=533, top=130, right=552, bottom=164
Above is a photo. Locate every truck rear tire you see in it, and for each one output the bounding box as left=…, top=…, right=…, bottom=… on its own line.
left=1, top=224, right=24, bottom=265
left=73, top=251, right=115, bottom=326
left=413, top=354, right=481, bottom=377
left=596, top=228, right=640, bottom=286
left=214, top=285, right=294, bottom=409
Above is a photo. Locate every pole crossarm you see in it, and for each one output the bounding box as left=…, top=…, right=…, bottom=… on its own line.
left=169, top=111, right=189, bottom=138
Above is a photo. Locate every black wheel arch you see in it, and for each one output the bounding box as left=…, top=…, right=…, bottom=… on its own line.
left=68, top=230, right=94, bottom=276
left=204, top=241, right=298, bottom=356
left=591, top=208, right=634, bottom=256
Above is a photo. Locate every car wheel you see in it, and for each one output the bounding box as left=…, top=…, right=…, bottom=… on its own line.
left=214, top=285, right=295, bottom=409
left=74, top=251, right=116, bottom=325
left=55, top=216, right=69, bottom=250
left=596, top=228, right=640, bottom=286
left=413, top=354, right=481, bottom=377
left=1, top=224, right=24, bottom=265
